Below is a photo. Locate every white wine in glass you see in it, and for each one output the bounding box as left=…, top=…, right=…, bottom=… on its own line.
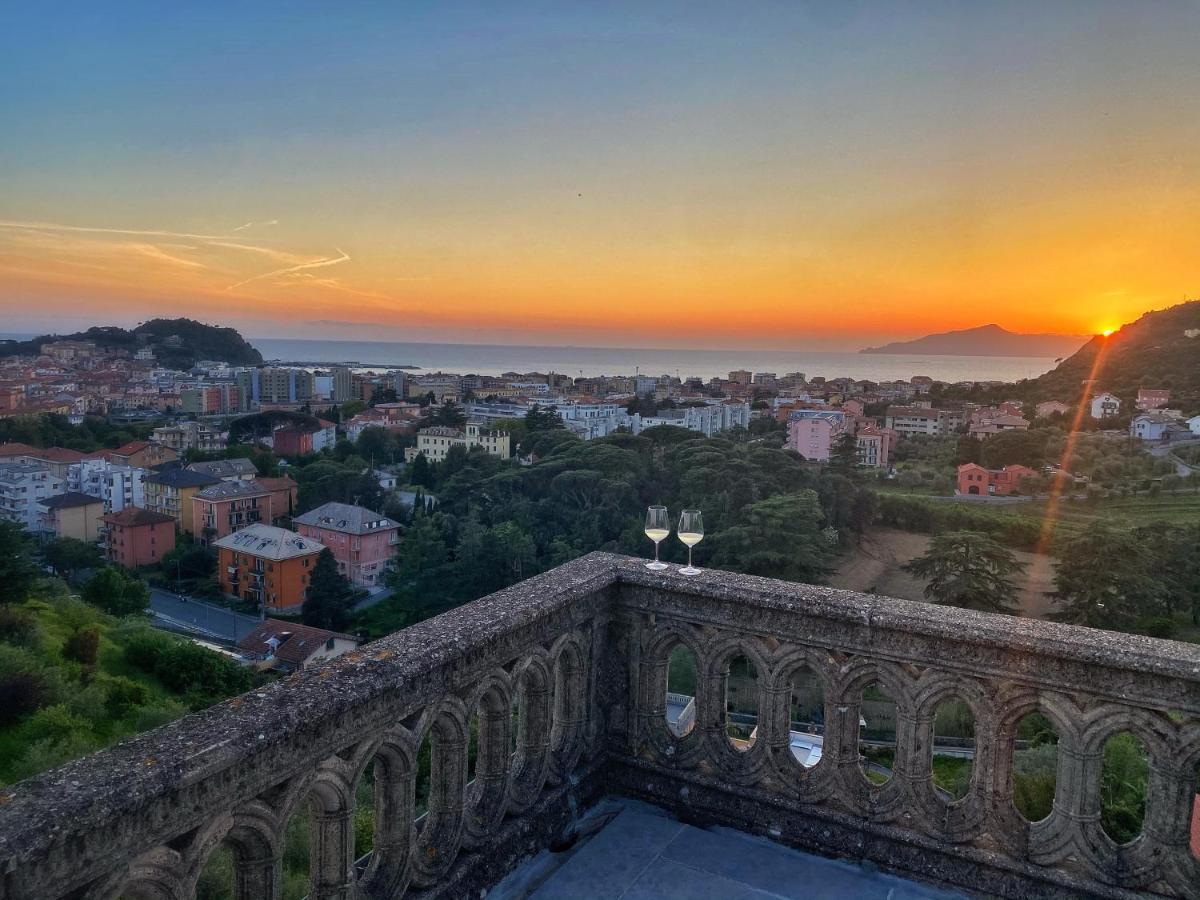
left=677, top=509, right=703, bottom=575
left=644, top=505, right=669, bottom=570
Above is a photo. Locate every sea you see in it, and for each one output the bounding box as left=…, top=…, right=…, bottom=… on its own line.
left=0, top=331, right=1059, bottom=383
left=248, top=338, right=1058, bottom=384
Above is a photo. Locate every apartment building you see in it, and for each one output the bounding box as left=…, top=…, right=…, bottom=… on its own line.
left=187, top=458, right=258, bottom=482
left=0, top=462, right=64, bottom=530
left=179, top=384, right=242, bottom=415
left=190, top=480, right=274, bottom=543
left=293, top=501, right=400, bottom=587
left=38, top=492, right=105, bottom=542
left=1089, top=392, right=1121, bottom=419
left=69, top=458, right=146, bottom=513
left=144, top=467, right=221, bottom=532
left=215, top=524, right=325, bottom=612
left=883, top=405, right=957, bottom=437
left=786, top=410, right=846, bottom=462
left=855, top=424, right=895, bottom=469
left=236, top=367, right=316, bottom=409
left=103, top=506, right=176, bottom=568
left=151, top=421, right=227, bottom=453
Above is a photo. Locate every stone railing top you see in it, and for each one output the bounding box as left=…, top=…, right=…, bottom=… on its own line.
left=3, top=552, right=1199, bottom=881
left=0, top=551, right=618, bottom=875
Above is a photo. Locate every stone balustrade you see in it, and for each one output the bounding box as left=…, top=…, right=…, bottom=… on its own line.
left=0, top=553, right=1197, bottom=899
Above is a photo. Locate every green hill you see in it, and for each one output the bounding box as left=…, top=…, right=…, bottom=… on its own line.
left=1025, top=300, right=1200, bottom=410
left=0, top=318, right=263, bottom=369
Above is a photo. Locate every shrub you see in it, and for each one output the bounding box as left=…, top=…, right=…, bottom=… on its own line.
left=62, top=625, right=101, bottom=666
left=0, top=671, right=51, bottom=725
left=0, top=606, right=42, bottom=649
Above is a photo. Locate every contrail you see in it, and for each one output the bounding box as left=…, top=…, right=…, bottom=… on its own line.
left=226, top=249, right=351, bottom=290
left=0, top=219, right=230, bottom=241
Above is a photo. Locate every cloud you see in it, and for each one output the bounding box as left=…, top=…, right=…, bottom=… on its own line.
left=0, top=219, right=229, bottom=241
left=232, top=219, right=279, bottom=232
left=226, top=248, right=351, bottom=290
left=126, top=243, right=207, bottom=269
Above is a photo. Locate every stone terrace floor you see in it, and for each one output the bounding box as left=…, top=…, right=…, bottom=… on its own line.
left=492, top=799, right=968, bottom=900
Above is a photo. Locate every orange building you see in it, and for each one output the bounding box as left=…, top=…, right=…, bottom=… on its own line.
left=957, top=463, right=1037, bottom=496
left=103, top=507, right=176, bottom=569
left=214, top=524, right=325, bottom=612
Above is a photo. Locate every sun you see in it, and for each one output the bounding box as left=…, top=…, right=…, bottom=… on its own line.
left=1102, top=328, right=1115, bottom=337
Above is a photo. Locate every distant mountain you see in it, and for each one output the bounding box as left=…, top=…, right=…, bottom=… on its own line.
left=0, top=318, right=263, bottom=369
left=860, top=324, right=1088, bottom=358
left=1026, top=300, right=1200, bottom=404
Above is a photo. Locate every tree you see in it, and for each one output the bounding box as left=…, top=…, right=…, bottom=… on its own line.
left=902, top=531, right=1024, bottom=613
left=955, top=434, right=982, bottom=466
left=409, top=452, right=434, bottom=488
left=524, top=403, right=564, bottom=433
left=425, top=400, right=466, bottom=428
left=63, top=625, right=101, bottom=666
left=42, top=537, right=104, bottom=582
left=1051, top=525, right=1169, bottom=630
left=356, top=426, right=394, bottom=464
left=302, top=549, right=357, bottom=632
left=0, top=521, right=39, bottom=604
left=708, top=492, right=833, bottom=584
left=829, top=432, right=859, bottom=476
left=81, top=567, right=150, bottom=617
left=370, top=386, right=398, bottom=405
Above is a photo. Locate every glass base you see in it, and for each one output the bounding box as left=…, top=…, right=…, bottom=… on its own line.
left=645, top=561, right=669, bottom=571
left=679, top=566, right=702, bottom=576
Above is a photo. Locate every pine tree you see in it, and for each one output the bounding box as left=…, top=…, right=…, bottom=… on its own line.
left=830, top=432, right=860, bottom=475
left=902, top=531, right=1024, bottom=614
left=302, top=548, right=356, bottom=632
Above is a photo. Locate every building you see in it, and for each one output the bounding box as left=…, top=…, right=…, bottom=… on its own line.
left=786, top=410, right=845, bottom=462
left=0, top=462, right=64, bottom=530
left=639, top=401, right=751, bottom=438
left=967, top=415, right=1031, bottom=440
left=884, top=405, right=943, bottom=436
left=190, top=480, right=274, bottom=543
left=956, top=463, right=1038, bottom=496
left=1130, top=412, right=1186, bottom=443
left=1089, top=392, right=1121, bottom=419
left=270, top=420, right=336, bottom=456
left=1136, top=389, right=1170, bottom=411
left=255, top=475, right=299, bottom=519
left=38, top=492, right=105, bottom=541
left=151, top=421, right=227, bottom=453
left=728, top=370, right=752, bottom=386
left=236, top=367, right=316, bottom=408
left=1035, top=400, right=1071, bottom=418
left=187, top=458, right=258, bottom=482
left=1189, top=414, right=1200, bottom=436
left=107, top=440, right=179, bottom=468
left=143, top=467, right=221, bottom=532
left=102, top=506, right=176, bottom=569
left=236, top=619, right=361, bottom=672
left=214, top=524, right=325, bottom=612
left=855, top=424, right=894, bottom=469
left=293, top=501, right=400, bottom=587
left=406, top=422, right=511, bottom=463
left=179, top=384, right=241, bottom=415
left=69, top=459, right=146, bottom=514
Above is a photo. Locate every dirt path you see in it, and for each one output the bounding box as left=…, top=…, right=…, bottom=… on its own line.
left=830, top=528, right=1058, bottom=619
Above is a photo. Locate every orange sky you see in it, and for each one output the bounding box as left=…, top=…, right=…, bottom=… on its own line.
left=1, top=4, right=1197, bottom=349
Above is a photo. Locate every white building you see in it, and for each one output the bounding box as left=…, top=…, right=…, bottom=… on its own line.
left=0, top=462, right=65, bottom=530
left=69, top=458, right=147, bottom=513
left=405, top=422, right=511, bottom=463
left=639, top=401, right=751, bottom=437
left=1188, top=415, right=1200, bottom=436
left=1090, top=392, right=1121, bottom=419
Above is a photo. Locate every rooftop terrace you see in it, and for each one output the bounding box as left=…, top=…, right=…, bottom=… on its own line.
left=0, top=553, right=1198, bottom=899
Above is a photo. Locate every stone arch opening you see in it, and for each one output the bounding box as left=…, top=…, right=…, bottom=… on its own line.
left=549, top=637, right=586, bottom=772
left=411, top=706, right=468, bottom=886
left=859, top=681, right=897, bottom=786
left=508, top=657, right=551, bottom=811
left=195, top=845, right=235, bottom=899
left=666, top=643, right=698, bottom=739
left=464, top=679, right=510, bottom=841
left=1099, top=730, right=1149, bottom=845
left=1012, top=712, right=1059, bottom=823
left=724, top=653, right=759, bottom=751
left=932, top=696, right=975, bottom=802
left=787, top=664, right=826, bottom=769
left=1192, top=760, right=1200, bottom=861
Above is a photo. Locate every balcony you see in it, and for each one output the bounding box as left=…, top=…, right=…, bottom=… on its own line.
left=0, top=553, right=1198, bottom=899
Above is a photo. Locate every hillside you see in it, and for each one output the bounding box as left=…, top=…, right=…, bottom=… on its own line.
left=1025, top=300, right=1200, bottom=407
left=0, top=318, right=263, bottom=369
left=861, top=324, right=1087, bottom=357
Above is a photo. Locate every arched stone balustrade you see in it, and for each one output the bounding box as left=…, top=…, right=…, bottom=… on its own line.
left=1, top=554, right=1196, bottom=899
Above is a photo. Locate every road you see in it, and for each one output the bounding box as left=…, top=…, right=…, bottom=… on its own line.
left=1147, top=439, right=1200, bottom=477
left=149, top=589, right=261, bottom=644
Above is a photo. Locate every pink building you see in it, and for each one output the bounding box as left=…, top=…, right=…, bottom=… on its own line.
left=786, top=410, right=846, bottom=462
left=1136, top=389, right=1170, bottom=411
left=103, top=507, right=176, bottom=569
left=292, top=501, right=399, bottom=587
left=855, top=424, right=894, bottom=469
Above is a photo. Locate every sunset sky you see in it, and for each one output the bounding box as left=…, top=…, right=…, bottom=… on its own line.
left=2, top=2, right=1197, bottom=350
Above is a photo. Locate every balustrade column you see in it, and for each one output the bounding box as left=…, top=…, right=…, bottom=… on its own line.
left=234, top=853, right=282, bottom=900
left=309, top=806, right=356, bottom=900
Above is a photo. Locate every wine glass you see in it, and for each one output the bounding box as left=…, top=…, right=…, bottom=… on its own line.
left=677, top=509, right=703, bottom=575
left=644, top=505, right=669, bottom=570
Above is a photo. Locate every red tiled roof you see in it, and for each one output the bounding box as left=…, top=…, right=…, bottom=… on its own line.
left=0, top=442, right=40, bottom=458
left=103, top=506, right=175, bottom=527
left=112, top=440, right=151, bottom=455
left=236, top=618, right=358, bottom=665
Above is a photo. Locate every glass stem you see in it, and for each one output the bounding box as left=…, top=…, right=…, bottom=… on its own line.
left=654, top=541, right=660, bottom=563
left=687, top=546, right=693, bottom=569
